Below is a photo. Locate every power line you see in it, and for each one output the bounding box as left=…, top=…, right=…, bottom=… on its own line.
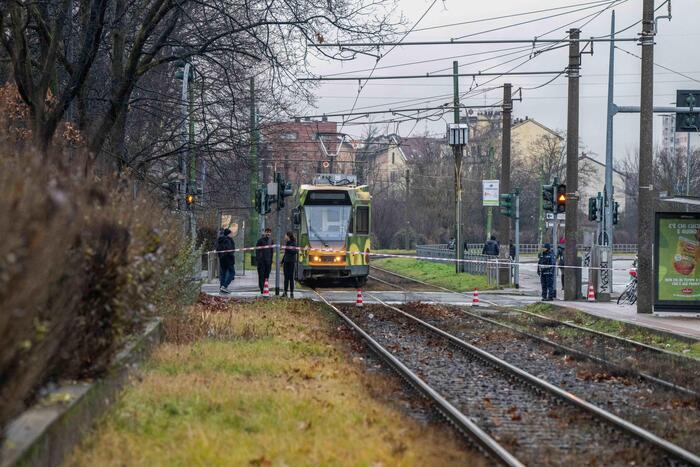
left=301, top=70, right=565, bottom=81
left=614, top=46, right=700, bottom=85
left=340, top=0, right=440, bottom=131
left=311, top=37, right=638, bottom=48
left=408, top=0, right=618, bottom=33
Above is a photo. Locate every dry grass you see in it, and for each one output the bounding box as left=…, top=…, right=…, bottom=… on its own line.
left=67, top=298, right=482, bottom=466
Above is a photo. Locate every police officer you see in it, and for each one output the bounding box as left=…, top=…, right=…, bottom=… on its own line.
left=537, top=243, right=556, bottom=301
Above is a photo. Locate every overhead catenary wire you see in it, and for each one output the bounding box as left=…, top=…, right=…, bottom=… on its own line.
left=339, top=0, right=440, bottom=131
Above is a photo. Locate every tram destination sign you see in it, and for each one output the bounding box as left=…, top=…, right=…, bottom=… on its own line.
left=654, top=212, right=700, bottom=312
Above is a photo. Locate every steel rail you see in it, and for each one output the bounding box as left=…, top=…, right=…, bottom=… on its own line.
left=370, top=266, right=698, bottom=396
left=367, top=293, right=700, bottom=466
left=311, top=290, right=524, bottom=467
left=370, top=265, right=699, bottom=360
left=371, top=266, right=700, bottom=397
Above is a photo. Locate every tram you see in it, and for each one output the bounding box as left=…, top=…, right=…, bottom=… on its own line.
left=292, top=174, right=371, bottom=286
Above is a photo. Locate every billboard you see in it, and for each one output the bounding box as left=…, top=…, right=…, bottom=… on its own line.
left=654, top=212, right=700, bottom=312
left=482, top=180, right=499, bottom=207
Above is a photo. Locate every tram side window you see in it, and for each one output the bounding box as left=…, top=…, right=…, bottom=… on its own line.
left=356, top=206, right=369, bottom=235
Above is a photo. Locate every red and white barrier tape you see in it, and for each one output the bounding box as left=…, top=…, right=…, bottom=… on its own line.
left=207, top=244, right=635, bottom=272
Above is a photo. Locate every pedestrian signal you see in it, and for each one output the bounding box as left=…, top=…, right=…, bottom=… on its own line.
left=542, top=184, right=555, bottom=212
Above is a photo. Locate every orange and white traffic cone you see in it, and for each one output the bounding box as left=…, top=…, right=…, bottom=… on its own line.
left=356, top=289, right=364, bottom=307
left=472, top=288, right=480, bottom=306
left=262, top=279, right=270, bottom=298
left=587, top=283, right=595, bottom=301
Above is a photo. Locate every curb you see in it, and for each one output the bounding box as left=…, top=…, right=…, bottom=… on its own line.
left=1, top=318, right=163, bottom=467
left=548, top=303, right=699, bottom=345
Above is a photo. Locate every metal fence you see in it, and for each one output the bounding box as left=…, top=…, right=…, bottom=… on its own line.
left=415, top=244, right=502, bottom=286
left=463, top=243, right=637, bottom=255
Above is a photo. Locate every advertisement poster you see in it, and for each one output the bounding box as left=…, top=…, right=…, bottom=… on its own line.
left=655, top=212, right=700, bottom=311
left=482, top=180, right=499, bottom=207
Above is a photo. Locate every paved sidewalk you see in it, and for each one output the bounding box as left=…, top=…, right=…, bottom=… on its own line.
left=553, top=300, right=700, bottom=340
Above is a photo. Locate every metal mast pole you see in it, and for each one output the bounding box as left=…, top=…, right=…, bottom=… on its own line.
left=250, top=78, right=260, bottom=240
left=600, top=11, right=616, bottom=301
left=564, top=29, right=581, bottom=301
left=637, top=0, right=655, bottom=313
left=499, top=84, right=512, bottom=267
left=453, top=60, right=464, bottom=273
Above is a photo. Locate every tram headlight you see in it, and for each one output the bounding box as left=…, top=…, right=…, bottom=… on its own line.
left=333, top=256, right=342, bottom=262
left=313, top=255, right=320, bottom=262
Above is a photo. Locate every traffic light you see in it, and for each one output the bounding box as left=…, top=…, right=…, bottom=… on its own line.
left=500, top=193, right=514, bottom=218
left=185, top=193, right=195, bottom=206
left=588, top=197, right=598, bottom=221
left=612, top=201, right=620, bottom=225
left=542, top=184, right=555, bottom=212
left=556, top=184, right=566, bottom=214
left=676, top=90, right=700, bottom=132
left=276, top=173, right=293, bottom=209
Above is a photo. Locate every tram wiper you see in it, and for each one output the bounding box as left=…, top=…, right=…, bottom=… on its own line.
left=308, top=224, right=329, bottom=248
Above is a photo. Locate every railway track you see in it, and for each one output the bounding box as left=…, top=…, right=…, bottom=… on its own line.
left=369, top=264, right=700, bottom=394
left=312, top=291, right=524, bottom=467
left=314, top=288, right=700, bottom=466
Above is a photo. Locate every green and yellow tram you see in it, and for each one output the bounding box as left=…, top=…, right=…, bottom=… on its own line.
left=292, top=174, right=371, bottom=286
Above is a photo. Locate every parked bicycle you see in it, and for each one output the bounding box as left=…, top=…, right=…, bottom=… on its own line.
left=617, top=258, right=638, bottom=305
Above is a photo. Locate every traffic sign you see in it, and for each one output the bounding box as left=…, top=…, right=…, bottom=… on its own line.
left=322, top=161, right=330, bottom=168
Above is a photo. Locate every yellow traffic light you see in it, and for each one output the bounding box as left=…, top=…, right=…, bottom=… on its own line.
left=557, top=193, right=566, bottom=203
left=185, top=194, right=195, bottom=205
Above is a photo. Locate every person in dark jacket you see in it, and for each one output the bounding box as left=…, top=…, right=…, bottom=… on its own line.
left=255, top=228, right=273, bottom=294
left=482, top=235, right=500, bottom=256
left=282, top=231, right=298, bottom=298
left=537, top=243, right=556, bottom=301
left=216, top=228, right=236, bottom=294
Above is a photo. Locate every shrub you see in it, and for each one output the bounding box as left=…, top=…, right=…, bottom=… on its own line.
left=0, top=147, right=200, bottom=434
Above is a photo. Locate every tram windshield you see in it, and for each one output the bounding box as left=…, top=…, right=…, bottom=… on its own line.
left=305, top=205, right=352, bottom=244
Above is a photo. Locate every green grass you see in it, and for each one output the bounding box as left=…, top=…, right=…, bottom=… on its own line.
left=373, top=249, right=416, bottom=255
left=372, top=257, right=493, bottom=291
left=68, top=299, right=477, bottom=466
left=525, top=303, right=700, bottom=359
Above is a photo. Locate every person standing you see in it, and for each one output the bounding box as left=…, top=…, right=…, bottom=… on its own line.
left=216, top=228, right=236, bottom=294
left=537, top=243, right=556, bottom=301
left=482, top=235, right=500, bottom=256
left=255, top=228, right=273, bottom=294
left=282, top=231, right=298, bottom=298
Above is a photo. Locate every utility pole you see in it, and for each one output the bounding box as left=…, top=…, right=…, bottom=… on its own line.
left=188, top=65, right=196, bottom=241
left=453, top=60, right=464, bottom=273
left=498, top=83, right=512, bottom=284
left=637, top=0, right=655, bottom=314
left=600, top=11, right=616, bottom=301
left=250, top=78, right=260, bottom=242
left=564, top=28, right=580, bottom=301
left=538, top=166, right=544, bottom=246
left=405, top=169, right=410, bottom=250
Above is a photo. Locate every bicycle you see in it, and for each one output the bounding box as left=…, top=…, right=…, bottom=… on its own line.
left=617, top=264, right=638, bottom=305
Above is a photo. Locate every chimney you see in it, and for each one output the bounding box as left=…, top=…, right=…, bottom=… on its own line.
left=321, top=115, right=328, bottom=122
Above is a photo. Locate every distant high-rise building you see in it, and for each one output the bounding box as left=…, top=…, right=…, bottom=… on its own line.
left=661, top=114, right=689, bottom=154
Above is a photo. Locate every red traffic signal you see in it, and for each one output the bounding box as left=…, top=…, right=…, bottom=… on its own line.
left=556, top=184, right=566, bottom=214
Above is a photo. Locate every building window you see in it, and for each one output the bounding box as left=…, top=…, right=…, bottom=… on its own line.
left=279, top=131, right=297, bottom=141
left=391, top=152, right=395, bottom=164
left=356, top=206, right=369, bottom=235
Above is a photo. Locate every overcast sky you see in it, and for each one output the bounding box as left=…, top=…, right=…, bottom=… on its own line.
left=304, top=0, right=700, bottom=163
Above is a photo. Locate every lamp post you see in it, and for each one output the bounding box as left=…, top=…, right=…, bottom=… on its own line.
left=175, top=59, right=196, bottom=240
